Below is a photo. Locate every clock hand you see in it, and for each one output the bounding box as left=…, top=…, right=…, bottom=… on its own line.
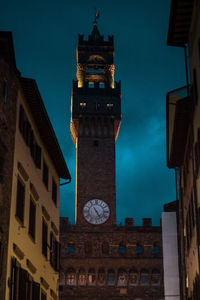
left=94, top=207, right=100, bottom=217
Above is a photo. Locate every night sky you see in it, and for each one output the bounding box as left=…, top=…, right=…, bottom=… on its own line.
left=1, top=0, right=186, bottom=225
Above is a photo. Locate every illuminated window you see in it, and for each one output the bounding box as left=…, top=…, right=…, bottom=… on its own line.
left=66, top=268, right=76, bottom=285
left=88, top=268, right=96, bottom=285
left=80, top=102, right=86, bottom=108
left=100, top=83, right=105, bottom=88
left=78, top=268, right=86, bottom=285
left=129, top=268, right=138, bottom=286
left=140, top=269, right=149, bottom=285
left=107, top=103, right=113, bottom=110
left=89, top=82, right=94, bottom=88
left=98, top=269, right=106, bottom=285
left=117, top=269, right=127, bottom=286
left=107, top=269, right=115, bottom=285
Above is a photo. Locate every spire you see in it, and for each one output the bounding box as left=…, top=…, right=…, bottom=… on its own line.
left=90, top=8, right=102, bottom=41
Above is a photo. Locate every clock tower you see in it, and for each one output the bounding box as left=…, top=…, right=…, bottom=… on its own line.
left=60, top=16, right=164, bottom=300
left=70, top=18, right=121, bottom=227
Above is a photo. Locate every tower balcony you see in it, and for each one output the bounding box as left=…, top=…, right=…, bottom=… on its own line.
left=166, top=86, right=194, bottom=168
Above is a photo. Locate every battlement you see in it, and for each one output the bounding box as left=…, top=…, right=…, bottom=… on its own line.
left=78, top=34, right=114, bottom=46
left=60, top=217, right=162, bottom=233
left=72, top=80, right=121, bottom=95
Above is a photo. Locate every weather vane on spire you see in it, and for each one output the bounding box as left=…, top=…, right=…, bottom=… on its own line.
left=94, top=8, right=100, bottom=25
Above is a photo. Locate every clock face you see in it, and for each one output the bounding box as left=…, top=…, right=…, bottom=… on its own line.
left=83, top=199, right=110, bottom=225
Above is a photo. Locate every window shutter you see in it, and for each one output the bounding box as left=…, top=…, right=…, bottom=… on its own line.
left=28, top=197, right=36, bottom=240
left=18, top=268, right=28, bottom=300
left=32, top=282, right=40, bottom=300
left=42, top=220, right=48, bottom=257
left=16, top=179, right=25, bottom=223
left=35, top=145, right=41, bottom=168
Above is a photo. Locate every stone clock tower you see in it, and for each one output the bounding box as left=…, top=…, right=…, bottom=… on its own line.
left=60, top=17, right=164, bottom=300
left=70, top=20, right=121, bottom=227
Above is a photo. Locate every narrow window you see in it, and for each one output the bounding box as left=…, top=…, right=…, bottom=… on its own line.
left=52, top=178, right=57, bottom=206
left=88, top=269, right=96, bottom=285
left=193, top=69, right=198, bottom=104
left=3, top=81, right=8, bottom=103
left=43, top=160, right=49, bottom=189
left=10, top=258, right=18, bottom=300
left=96, top=103, right=100, bottom=111
left=41, top=290, right=47, bottom=300
left=35, top=144, right=41, bottom=169
left=153, top=244, right=159, bottom=254
left=129, top=269, right=138, bottom=286
left=50, top=232, right=55, bottom=268
left=89, top=82, right=94, bottom=88
left=99, top=83, right=105, bottom=88
left=19, top=105, right=25, bottom=133
left=32, top=281, right=40, bottom=300
left=78, top=268, right=87, bottom=285
left=107, top=269, right=115, bottom=285
left=140, top=269, right=149, bottom=285
left=118, top=244, right=126, bottom=254
left=28, top=197, right=36, bottom=240
left=136, top=244, right=143, bottom=254
left=117, top=269, right=127, bottom=286
left=16, top=178, right=25, bottom=224
left=151, top=269, right=160, bottom=285
left=0, top=157, right=4, bottom=183
left=67, top=243, right=75, bottom=254
left=98, top=269, right=106, bottom=286
left=66, top=268, right=76, bottom=285
left=42, top=219, right=48, bottom=257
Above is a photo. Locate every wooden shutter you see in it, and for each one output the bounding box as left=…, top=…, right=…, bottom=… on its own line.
left=42, top=219, right=48, bottom=257
left=18, top=268, right=28, bottom=300
left=32, top=282, right=40, bottom=300
left=28, top=197, right=36, bottom=240
left=16, top=178, right=25, bottom=223
left=35, top=144, right=41, bottom=168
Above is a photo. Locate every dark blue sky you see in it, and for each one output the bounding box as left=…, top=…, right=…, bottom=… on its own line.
left=1, top=0, right=186, bottom=225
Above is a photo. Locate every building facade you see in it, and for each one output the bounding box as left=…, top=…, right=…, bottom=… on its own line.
left=0, top=31, right=71, bottom=300
left=166, top=0, right=200, bottom=299
left=60, top=20, right=164, bottom=300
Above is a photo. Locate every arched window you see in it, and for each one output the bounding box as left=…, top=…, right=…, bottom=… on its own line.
left=151, top=269, right=160, bottom=285
left=102, top=241, right=110, bottom=255
left=129, top=268, right=138, bottom=286
left=136, top=244, right=143, bottom=255
left=67, top=243, right=75, bottom=254
left=98, top=269, right=106, bottom=285
left=140, top=269, right=149, bottom=285
left=118, top=243, right=126, bottom=254
left=66, top=268, right=76, bottom=286
left=78, top=268, right=86, bottom=286
left=88, top=268, right=96, bottom=286
left=107, top=269, right=115, bottom=285
left=117, top=269, right=127, bottom=286
left=85, top=241, right=92, bottom=254
left=153, top=243, right=159, bottom=255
